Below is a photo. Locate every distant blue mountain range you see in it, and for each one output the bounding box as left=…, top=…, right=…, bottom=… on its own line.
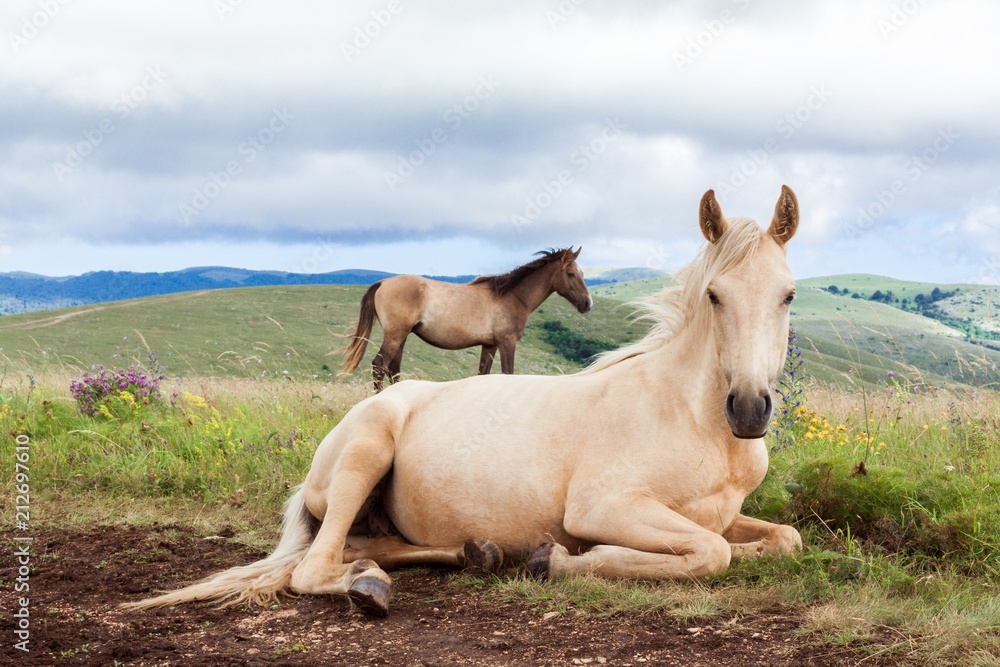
left=0, top=266, right=652, bottom=315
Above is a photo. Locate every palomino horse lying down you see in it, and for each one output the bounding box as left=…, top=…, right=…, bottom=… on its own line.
left=126, top=186, right=803, bottom=617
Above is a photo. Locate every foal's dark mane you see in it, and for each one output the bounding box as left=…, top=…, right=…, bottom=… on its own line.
left=469, top=248, right=571, bottom=297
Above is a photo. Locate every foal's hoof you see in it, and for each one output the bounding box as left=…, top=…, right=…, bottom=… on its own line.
left=463, top=539, right=504, bottom=575
left=525, top=542, right=555, bottom=579
left=347, top=559, right=393, bottom=618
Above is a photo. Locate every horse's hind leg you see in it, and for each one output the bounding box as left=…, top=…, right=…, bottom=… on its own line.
left=290, top=414, right=397, bottom=614
left=372, top=332, right=409, bottom=392
left=345, top=536, right=504, bottom=574
left=387, top=338, right=407, bottom=384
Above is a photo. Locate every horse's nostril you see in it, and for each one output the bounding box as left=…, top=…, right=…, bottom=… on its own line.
left=762, top=392, right=772, bottom=414
left=726, top=392, right=736, bottom=416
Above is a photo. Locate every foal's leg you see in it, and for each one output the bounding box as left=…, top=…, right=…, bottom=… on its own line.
left=478, top=345, right=497, bottom=375
left=722, top=514, right=802, bottom=560
left=529, top=494, right=732, bottom=581
left=498, top=339, right=517, bottom=374
left=371, top=331, right=408, bottom=392
left=344, top=536, right=504, bottom=574
left=387, top=338, right=407, bottom=384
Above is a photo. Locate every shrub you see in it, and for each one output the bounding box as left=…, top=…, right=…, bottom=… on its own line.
left=770, top=327, right=806, bottom=452
left=69, top=357, right=165, bottom=417
left=539, top=320, right=615, bottom=364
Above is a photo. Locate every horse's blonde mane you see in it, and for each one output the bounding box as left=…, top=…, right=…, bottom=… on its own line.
left=583, top=218, right=765, bottom=374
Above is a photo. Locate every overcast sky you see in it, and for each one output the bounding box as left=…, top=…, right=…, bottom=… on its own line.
left=1, top=0, right=998, bottom=284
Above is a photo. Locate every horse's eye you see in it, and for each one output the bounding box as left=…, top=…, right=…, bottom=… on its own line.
left=784, top=292, right=795, bottom=305
left=707, top=290, right=720, bottom=305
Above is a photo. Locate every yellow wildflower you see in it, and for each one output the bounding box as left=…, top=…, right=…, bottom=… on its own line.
left=182, top=392, right=208, bottom=409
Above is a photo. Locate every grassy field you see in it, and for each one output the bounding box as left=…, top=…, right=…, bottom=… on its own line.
left=3, top=278, right=1000, bottom=663
left=3, top=366, right=1000, bottom=664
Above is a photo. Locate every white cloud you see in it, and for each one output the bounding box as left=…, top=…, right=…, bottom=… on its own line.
left=1, top=0, right=999, bottom=282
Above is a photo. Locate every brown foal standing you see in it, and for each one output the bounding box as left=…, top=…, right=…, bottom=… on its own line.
left=340, top=247, right=592, bottom=390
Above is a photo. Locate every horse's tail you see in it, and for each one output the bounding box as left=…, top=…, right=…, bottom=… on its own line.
left=340, top=281, right=382, bottom=374
left=121, top=487, right=315, bottom=610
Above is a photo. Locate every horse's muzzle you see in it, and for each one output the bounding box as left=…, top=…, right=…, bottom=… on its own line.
left=725, top=390, right=772, bottom=439
left=577, top=296, right=594, bottom=313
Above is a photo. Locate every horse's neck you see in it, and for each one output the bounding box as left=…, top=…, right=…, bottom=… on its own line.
left=643, top=323, right=730, bottom=430
left=507, top=264, right=557, bottom=312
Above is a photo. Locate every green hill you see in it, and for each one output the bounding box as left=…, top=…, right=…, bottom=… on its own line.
left=0, top=286, right=645, bottom=383
left=3, top=275, right=998, bottom=390
left=596, top=274, right=1000, bottom=388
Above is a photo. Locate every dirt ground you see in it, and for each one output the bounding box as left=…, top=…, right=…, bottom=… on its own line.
left=2, top=524, right=897, bottom=666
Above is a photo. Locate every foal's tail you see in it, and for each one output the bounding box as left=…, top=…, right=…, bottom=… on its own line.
left=121, top=487, right=315, bottom=610
left=340, top=281, right=382, bottom=374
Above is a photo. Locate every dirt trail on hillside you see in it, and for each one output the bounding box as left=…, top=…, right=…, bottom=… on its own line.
left=0, top=291, right=212, bottom=330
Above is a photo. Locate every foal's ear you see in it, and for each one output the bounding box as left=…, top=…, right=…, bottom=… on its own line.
left=562, top=247, right=581, bottom=266
left=699, top=189, right=728, bottom=244
left=767, top=185, right=799, bottom=246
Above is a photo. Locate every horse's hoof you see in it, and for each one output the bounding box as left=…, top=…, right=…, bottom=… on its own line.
left=525, top=542, right=555, bottom=579
left=463, top=538, right=504, bottom=575
left=348, top=560, right=392, bottom=617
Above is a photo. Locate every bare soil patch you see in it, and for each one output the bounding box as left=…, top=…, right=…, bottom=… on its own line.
left=2, top=524, right=897, bottom=665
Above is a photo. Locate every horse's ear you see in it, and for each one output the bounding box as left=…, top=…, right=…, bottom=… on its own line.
left=699, top=189, right=728, bottom=244
left=561, top=247, right=580, bottom=267
left=767, top=185, right=799, bottom=246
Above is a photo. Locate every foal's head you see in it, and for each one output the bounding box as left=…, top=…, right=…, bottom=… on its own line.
left=551, top=247, right=593, bottom=314
left=699, top=186, right=799, bottom=439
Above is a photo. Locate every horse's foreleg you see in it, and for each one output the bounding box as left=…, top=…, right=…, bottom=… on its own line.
left=531, top=494, right=731, bottom=581
left=498, top=340, right=516, bottom=374
left=722, top=513, right=802, bottom=560
left=478, top=345, right=497, bottom=375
